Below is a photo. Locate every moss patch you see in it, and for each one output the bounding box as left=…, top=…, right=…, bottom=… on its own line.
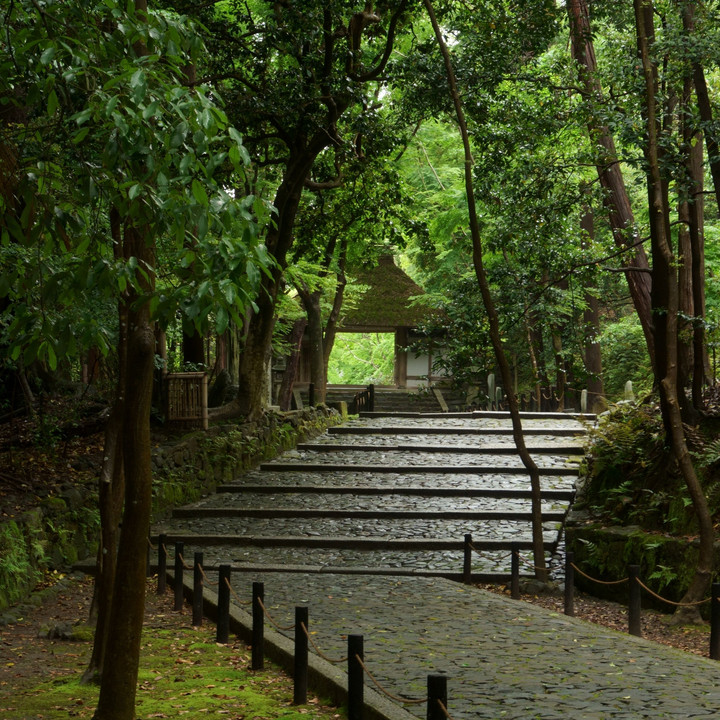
left=8, top=625, right=342, bottom=720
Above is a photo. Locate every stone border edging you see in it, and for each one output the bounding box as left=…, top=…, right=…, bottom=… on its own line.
left=170, top=571, right=417, bottom=720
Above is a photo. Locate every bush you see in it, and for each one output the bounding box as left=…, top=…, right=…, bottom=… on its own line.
left=599, top=315, right=654, bottom=400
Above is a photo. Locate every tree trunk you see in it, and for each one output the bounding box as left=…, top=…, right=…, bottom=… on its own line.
left=681, top=2, right=720, bottom=214
left=677, top=78, right=696, bottom=422
left=93, top=220, right=155, bottom=720
left=83, top=210, right=127, bottom=686
left=424, top=0, right=547, bottom=580
left=236, top=142, right=335, bottom=418
left=299, top=289, right=326, bottom=404
left=322, top=242, right=348, bottom=375
left=634, top=0, right=713, bottom=617
left=237, top=286, right=278, bottom=418
left=679, top=2, right=709, bottom=409
left=568, top=0, right=655, bottom=365
left=550, top=328, right=565, bottom=411
left=277, top=318, right=307, bottom=411
left=580, top=207, right=605, bottom=413
left=525, top=315, right=547, bottom=410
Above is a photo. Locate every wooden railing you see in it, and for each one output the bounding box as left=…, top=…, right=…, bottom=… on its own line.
left=165, top=372, right=208, bottom=430
left=350, top=383, right=375, bottom=414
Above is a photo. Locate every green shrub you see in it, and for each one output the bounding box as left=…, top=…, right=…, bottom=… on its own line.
left=599, top=315, right=654, bottom=400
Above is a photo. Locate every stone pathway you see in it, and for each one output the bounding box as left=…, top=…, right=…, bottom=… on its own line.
left=199, top=571, right=720, bottom=720
left=155, top=412, right=584, bottom=578
left=153, top=411, right=720, bottom=718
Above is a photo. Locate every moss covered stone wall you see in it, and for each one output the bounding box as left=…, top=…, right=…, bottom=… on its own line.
left=0, top=406, right=343, bottom=612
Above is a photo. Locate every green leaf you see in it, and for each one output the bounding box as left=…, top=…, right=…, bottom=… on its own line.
left=142, top=100, right=159, bottom=120
left=215, top=306, right=229, bottom=335
left=41, top=46, right=56, bottom=65
left=73, top=107, right=92, bottom=125
left=128, top=184, right=142, bottom=200
left=191, top=179, right=208, bottom=207
left=47, top=89, right=59, bottom=117
left=73, top=127, right=90, bottom=144
left=46, top=343, right=57, bottom=371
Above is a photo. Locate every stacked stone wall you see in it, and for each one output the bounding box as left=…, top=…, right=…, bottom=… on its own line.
left=0, top=406, right=342, bottom=612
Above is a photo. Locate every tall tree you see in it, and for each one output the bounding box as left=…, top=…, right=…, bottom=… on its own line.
left=633, top=0, right=713, bottom=615
left=198, top=1, right=412, bottom=418
left=422, top=0, right=551, bottom=581
left=1, top=2, right=271, bottom=716
left=567, top=0, right=655, bottom=363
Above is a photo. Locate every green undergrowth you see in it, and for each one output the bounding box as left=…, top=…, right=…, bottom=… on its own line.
left=11, top=626, right=343, bottom=720
left=582, top=400, right=720, bottom=535
left=569, top=398, right=720, bottom=605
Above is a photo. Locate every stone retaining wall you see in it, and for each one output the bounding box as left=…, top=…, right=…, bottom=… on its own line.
left=0, top=406, right=343, bottom=612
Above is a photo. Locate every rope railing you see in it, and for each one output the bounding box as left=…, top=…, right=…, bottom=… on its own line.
left=197, top=562, right=218, bottom=587
left=257, top=596, right=296, bottom=632
left=177, top=552, right=193, bottom=571
left=300, top=621, right=347, bottom=664
left=437, top=698, right=457, bottom=720
left=225, top=576, right=251, bottom=606
left=635, top=577, right=711, bottom=607
left=467, top=540, right=512, bottom=561
left=517, top=551, right=552, bottom=574
left=150, top=536, right=720, bottom=719
left=355, top=654, right=426, bottom=706
left=570, top=562, right=629, bottom=586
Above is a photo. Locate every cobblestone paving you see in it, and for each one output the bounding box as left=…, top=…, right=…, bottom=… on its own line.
left=157, top=413, right=720, bottom=716
left=156, top=413, right=581, bottom=576
left=158, top=413, right=720, bottom=717
left=218, top=469, right=579, bottom=491
left=206, top=571, right=720, bottom=720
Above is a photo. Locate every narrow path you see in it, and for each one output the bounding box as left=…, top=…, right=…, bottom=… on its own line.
left=154, top=412, right=720, bottom=719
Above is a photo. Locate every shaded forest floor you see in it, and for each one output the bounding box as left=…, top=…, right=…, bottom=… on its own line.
left=0, top=574, right=342, bottom=719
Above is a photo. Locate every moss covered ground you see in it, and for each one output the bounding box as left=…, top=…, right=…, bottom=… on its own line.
left=0, top=575, right=344, bottom=720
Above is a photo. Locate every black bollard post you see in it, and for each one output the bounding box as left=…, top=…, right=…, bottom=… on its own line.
left=347, top=635, right=364, bottom=720
left=216, top=564, right=231, bottom=644
left=157, top=533, right=167, bottom=595
left=463, top=534, right=472, bottom=585
left=427, top=674, right=448, bottom=720
left=252, top=581, right=265, bottom=670
left=628, top=565, right=642, bottom=637
left=174, top=542, right=185, bottom=611
left=308, top=383, right=315, bottom=408
left=368, top=384, right=375, bottom=412
left=711, top=583, right=720, bottom=660
left=564, top=551, right=575, bottom=617
left=294, top=607, right=309, bottom=705
left=192, top=552, right=203, bottom=627
left=510, top=543, right=520, bottom=599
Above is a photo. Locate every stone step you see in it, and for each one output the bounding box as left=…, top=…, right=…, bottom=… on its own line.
left=260, top=462, right=580, bottom=475
left=328, top=425, right=585, bottom=436
left=172, top=507, right=569, bottom=521
left=223, top=469, right=577, bottom=493
left=155, top=517, right=562, bottom=544
left=296, top=442, right=585, bottom=454
left=215, top=484, right=576, bottom=501
left=359, top=410, right=597, bottom=421
left=152, top=533, right=557, bottom=551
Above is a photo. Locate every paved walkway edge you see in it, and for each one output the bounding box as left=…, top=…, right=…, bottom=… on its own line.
left=170, top=571, right=416, bottom=720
